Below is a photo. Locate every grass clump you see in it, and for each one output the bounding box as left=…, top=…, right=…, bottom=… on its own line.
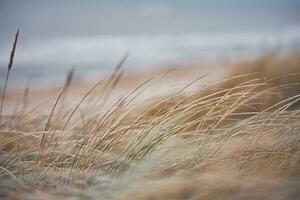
left=0, top=48, right=300, bottom=199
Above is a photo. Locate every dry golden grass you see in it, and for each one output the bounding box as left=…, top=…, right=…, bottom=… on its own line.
left=0, top=51, right=300, bottom=200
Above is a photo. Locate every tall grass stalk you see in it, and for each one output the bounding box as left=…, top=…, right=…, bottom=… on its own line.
left=0, top=30, right=19, bottom=124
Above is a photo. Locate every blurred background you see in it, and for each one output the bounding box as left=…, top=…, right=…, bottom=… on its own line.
left=0, top=0, right=300, bottom=89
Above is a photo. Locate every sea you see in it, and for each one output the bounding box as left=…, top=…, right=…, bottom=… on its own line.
left=0, top=1, right=300, bottom=89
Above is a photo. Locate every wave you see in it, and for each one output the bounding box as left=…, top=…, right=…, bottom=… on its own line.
left=1, top=26, right=300, bottom=89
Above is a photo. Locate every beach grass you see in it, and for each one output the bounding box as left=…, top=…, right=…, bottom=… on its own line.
left=0, top=49, right=300, bottom=199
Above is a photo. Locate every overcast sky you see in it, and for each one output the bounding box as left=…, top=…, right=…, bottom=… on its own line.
left=1, top=0, right=300, bottom=42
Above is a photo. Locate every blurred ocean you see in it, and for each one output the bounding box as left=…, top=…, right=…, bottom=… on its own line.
left=0, top=1, right=300, bottom=89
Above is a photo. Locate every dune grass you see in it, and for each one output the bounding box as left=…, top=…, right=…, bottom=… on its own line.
left=0, top=51, right=300, bottom=199
left=0, top=30, right=19, bottom=124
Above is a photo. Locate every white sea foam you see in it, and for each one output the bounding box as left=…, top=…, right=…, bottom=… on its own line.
left=1, top=26, right=300, bottom=89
